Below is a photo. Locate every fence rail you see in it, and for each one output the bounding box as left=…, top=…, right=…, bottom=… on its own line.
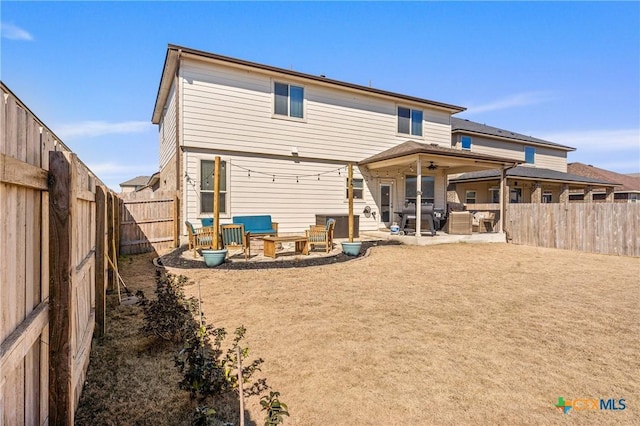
left=119, top=191, right=178, bottom=255
left=507, top=203, right=639, bottom=257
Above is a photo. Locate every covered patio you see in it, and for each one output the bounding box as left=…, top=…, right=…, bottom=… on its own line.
left=358, top=140, right=520, bottom=239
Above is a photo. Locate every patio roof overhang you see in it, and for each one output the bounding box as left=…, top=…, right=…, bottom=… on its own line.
left=358, top=140, right=520, bottom=173
left=449, top=166, right=618, bottom=188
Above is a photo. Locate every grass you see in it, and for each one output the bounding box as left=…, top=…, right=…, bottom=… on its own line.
left=78, top=244, right=639, bottom=425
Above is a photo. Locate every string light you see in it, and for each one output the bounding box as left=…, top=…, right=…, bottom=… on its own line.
left=188, top=162, right=352, bottom=185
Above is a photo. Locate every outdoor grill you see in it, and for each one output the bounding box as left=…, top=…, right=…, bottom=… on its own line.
left=398, top=203, right=447, bottom=236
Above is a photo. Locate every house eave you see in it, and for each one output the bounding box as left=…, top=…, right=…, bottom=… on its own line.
left=153, top=44, right=466, bottom=120
left=452, top=129, right=576, bottom=152
left=152, top=49, right=179, bottom=124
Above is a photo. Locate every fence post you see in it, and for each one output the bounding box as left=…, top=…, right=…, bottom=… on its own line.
left=106, top=193, right=114, bottom=291
left=115, top=196, right=121, bottom=258
left=48, top=150, right=74, bottom=426
left=95, top=185, right=106, bottom=337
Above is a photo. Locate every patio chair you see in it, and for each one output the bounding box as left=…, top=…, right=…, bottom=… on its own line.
left=220, top=224, right=251, bottom=260
left=185, top=221, right=216, bottom=258
left=306, top=218, right=336, bottom=253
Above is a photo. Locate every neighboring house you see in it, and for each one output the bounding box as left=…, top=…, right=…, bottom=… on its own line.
left=448, top=118, right=616, bottom=204
left=567, top=163, right=639, bottom=202
left=119, top=175, right=150, bottom=193
left=151, top=45, right=519, bottom=236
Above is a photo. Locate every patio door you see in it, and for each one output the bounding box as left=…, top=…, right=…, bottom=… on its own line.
left=379, top=182, right=394, bottom=227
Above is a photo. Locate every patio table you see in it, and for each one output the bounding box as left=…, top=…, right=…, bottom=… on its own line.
left=262, top=235, right=309, bottom=259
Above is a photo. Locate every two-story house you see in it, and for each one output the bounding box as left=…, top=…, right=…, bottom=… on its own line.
left=151, top=45, right=520, bottom=236
left=448, top=118, right=615, bottom=206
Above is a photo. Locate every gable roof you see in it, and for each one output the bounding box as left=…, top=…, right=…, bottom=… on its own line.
left=152, top=45, right=466, bottom=124
left=567, top=162, right=640, bottom=192
left=451, top=117, right=575, bottom=151
left=359, top=140, right=521, bottom=166
left=449, top=166, right=615, bottom=186
left=120, top=176, right=150, bottom=187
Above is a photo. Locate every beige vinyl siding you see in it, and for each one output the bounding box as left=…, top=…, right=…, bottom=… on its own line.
left=180, top=59, right=452, bottom=163
left=453, top=134, right=567, bottom=172
left=159, top=83, right=177, bottom=170
left=534, top=146, right=567, bottom=172
left=183, top=150, right=379, bottom=234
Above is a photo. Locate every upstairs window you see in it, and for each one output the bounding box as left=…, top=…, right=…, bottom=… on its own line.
left=346, top=178, right=364, bottom=200
left=461, top=136, right=472, bottom=150
left=398, top=107, right=423, bottom=136
left=524, top=146, right=535, bottom=164
left=274, top=82, right=304, bottom=118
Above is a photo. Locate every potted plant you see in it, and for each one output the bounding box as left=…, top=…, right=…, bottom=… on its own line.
left=201, top=248, right=227, bottom=267
left=342, top=163, right=362, bottom=256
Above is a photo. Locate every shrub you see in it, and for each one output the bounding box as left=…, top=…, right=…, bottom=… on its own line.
left=138, top=272, right=198, bottom=342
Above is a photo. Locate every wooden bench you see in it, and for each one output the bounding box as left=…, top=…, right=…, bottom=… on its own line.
left=262, top=236, right=308, bottom=259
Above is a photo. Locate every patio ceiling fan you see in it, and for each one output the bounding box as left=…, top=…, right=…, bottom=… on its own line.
left=427, top=161, right=438, bottom=170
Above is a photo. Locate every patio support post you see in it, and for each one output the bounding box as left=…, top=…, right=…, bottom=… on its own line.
left=605, top=187, right=614, bottom=203
left=584, top=185, right=593, bottom=204
left=348, top=163, right=354, bottom=242
left=213, top=156, right=221, bottom=249
left=415, top=157, right=422, bottom=239
left=499, top=167, right=507, bottom=233
left=560, top=184, right=570, bottom=206
left=531, top=181, right=542, bottom=203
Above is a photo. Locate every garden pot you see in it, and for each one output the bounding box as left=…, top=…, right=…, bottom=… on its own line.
left=201, top=249, right=227, bottom=267
left=341, top=241, right=362, bottom=256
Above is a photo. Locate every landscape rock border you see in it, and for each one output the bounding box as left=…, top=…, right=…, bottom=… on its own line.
left=157, top=240, right=401, bottom=270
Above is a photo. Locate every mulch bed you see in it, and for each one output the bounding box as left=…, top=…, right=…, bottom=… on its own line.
left=158, top=240, right=401, bottom=270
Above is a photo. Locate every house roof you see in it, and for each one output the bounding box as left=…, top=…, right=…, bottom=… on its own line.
left=120, top=176, right=150, bottom=187
left=567, top=162, right=640, bottom=192
left=359, top=140, right=521, bottom=166
left=450, top=166, right=616, bottom=186
left=451, top=117, right=576, bottom=151
left=152, top=45, right=466, bottom=124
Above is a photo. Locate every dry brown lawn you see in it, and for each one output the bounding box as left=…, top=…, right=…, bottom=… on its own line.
left=166, top=243, right=639, bottom=425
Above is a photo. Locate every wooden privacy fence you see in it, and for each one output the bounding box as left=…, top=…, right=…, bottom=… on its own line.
left=1, top=82, right=117, bottom=425
left=507, top=203, right=639, bottom=257
left=119, top=191, right=179, bottom=255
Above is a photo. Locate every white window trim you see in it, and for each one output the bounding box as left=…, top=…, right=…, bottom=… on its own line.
left=272, top=80, right=307, bottom=123
left=345, top=177, right=365, bottom=202
left=195, top=154, right=231, bottom=219
left=396, top=105, right=424, bottom=138
left=465, top=190, right=477, bottom=204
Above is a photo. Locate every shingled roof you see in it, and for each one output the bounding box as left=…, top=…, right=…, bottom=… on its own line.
left=567, top=163, right=640, bottom=192
left=120, top=176, right=150, bottom=187
left=359, top=140, right=520, bottom=166
left=451, top=117, right=575, bottom=151
left=450, top=166, right=616, bottom=186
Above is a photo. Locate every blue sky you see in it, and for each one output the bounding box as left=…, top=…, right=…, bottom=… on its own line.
left=2, top=1, right=638, bottom=191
